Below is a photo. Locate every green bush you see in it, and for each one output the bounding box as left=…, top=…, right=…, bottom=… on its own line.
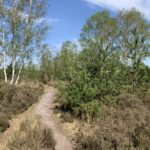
left=74, top=101, right=100, bottom=119
left=57, top=70, right=100, bottom=119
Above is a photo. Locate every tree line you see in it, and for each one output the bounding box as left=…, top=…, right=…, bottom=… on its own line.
left=52, top=9, right=150, bottom=118
left=18, top=8, right=149, bottom=119
left=0, top=2, right=150, bottom=117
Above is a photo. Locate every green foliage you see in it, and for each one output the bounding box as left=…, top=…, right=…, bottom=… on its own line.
left=58, top=70, right=100, bottom=119
left=23, top=65, right=41, bottom=81
left=0, top=0, right=48, bottom=84
left=56, top=9, right=150, bottom=119
left=74, top=101, right=100, bottom=119
left=138, top=64, right=150, bottom=85
left=54, top=41, right=77, bottom=80
left=39, top=45, right=54, bottom=83
left=118, top=8, right=150, bottom=91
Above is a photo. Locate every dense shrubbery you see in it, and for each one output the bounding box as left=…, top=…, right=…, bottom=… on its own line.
left=54, top=10, right=150, bottom=149
left=7, top=118, right=55, bottom=150
left=56, top=9, right=150, bottom=119
left=57, top=70, right=100, bottom=119
left=57, top=53, right=150, bottom=119
left=0, top=82, right=43, bottom=133
left=75, top=91, right=150, bottom=150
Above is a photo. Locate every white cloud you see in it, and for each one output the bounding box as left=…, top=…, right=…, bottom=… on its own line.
left=47, top=18, right=60, bottom=24
left=83, top=0, right=150, bottom=19
left=35, top=18, right=60, bottom=25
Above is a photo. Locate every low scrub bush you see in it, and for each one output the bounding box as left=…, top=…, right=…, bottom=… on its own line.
left=0, top=82, right=43, bottom=133
left=75, top=92, right=150, bottom=150
left=7, top=119, right=55, bottom=150
left=0, top=115, right=10, bottom=133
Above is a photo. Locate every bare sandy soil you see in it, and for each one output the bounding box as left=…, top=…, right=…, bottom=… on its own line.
left=34, top=86, right=73, bottom=150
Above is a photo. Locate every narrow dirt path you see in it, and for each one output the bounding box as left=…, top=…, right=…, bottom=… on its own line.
left=34, top=86, right=73, bottom=150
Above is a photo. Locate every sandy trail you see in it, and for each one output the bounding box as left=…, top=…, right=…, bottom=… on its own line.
left=35, top=86, right=73, bottom=150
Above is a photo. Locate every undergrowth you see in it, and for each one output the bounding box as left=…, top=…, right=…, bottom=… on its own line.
left=6, top=118, right=55, bottom=150
left=75, top=91, right=150, bottom=150
left=0, top=81, right=44, bottom=133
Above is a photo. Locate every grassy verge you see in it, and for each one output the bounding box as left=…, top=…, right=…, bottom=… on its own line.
left=6, top=117, right=55, bottom=150
left=0, top=81, right=44, bottom=133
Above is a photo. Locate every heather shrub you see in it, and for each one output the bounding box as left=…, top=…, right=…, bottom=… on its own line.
left=7, top=119, right=55, bottom=150
left=0, top=82, right=43, bottom=133
left=75, top=92, right=150, bottom=150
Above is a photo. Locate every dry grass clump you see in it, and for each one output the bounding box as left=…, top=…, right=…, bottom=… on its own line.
left=0, top=82, right=44, bottom=133
left=6, top=118, right=55, bottom=150
left=75, top=92, right=150, bottom=150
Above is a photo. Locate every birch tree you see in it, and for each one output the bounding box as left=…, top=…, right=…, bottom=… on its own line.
left=118, top=9, right=150, bottom=91
left=15, top=0, right=33, bottom=85
left=0, top=0, right=8, bottom=83
left=0, top=0, right=47, bottom=85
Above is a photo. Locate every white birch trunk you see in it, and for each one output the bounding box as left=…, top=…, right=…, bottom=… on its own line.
left=2, top=21, right=8, bottom=83
left=15, top=0, right=33, bottom=85
left=1, top=0, right=8, bottom=83
left=10, top=59, right=16, bottom=85
left=15, top=64, right=23, bottom=85
left=3, top=51, right=7, bottom=83
left=10, top=0, right=17, bottom=85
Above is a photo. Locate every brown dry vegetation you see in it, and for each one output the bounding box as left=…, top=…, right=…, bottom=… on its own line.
left=0, top=81, right=44, bottom=133
left=6, top=118, right=55, bottom=150
left=74, top=90, right=150, bottom=150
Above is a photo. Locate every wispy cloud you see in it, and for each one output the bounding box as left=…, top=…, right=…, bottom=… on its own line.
left=83, top=0, right=150, bottom=19
left=19, top=11, right=60, bottom=25
left=35, top=17, right=60, bottom=25
left=47, top=18, right=61, bottom=24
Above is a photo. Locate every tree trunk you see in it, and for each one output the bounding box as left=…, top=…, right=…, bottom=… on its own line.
left=1, top=1, right=8, bottom=83
left=2, top=22, right=7, bottom=83
left=3, top=51, right=7, bottom=83
left=10, top=1, right=17, bottom=85
left=10, top=59, right=16, bottom=85
left=15, top=64, right=23, bottom=85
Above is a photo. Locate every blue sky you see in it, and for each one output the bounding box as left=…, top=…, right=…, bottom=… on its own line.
left=47, top=0, right=102, bottom=49
left=46, top=0, right=150, bottom=66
